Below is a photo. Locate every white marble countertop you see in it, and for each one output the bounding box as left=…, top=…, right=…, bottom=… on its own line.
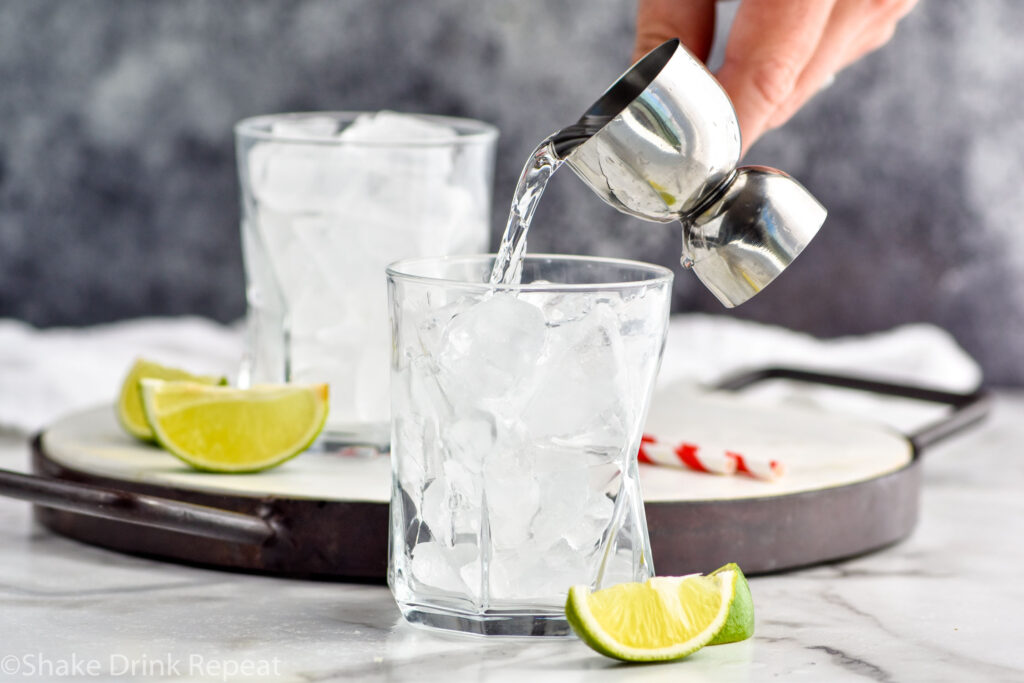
left=1, top=393, right=1022, bottom=683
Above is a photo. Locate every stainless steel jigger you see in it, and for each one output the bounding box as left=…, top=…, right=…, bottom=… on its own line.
left=555, top=39, right=827, bottom=307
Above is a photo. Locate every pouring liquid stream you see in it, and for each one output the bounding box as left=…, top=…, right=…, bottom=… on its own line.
left=488, top=115, right=611, bottom=286
left=488, top=138, right=562, bottom=286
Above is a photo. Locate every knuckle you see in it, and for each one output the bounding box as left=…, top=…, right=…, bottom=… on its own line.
left=746, top=55, right=802, bottom=109
left=868, top=0, right=918, bottom=18
left=867, top=0, right=901, bottom=12
left=863, top=24, right=898, bottom=53
left=635, top=26, right=670, bottom=52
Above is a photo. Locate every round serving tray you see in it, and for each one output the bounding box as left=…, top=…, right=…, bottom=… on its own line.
left=2, top=368, right=989, bottom=580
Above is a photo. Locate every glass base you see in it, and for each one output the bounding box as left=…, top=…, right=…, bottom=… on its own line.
left=398, top=603, right=574, bottom=637
left=316, top=422, right=390, bottom=454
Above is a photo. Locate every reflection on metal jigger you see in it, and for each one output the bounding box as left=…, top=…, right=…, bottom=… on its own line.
left=555, top=39, right=828, bottom=307
left=683, top=166, right=827, bottom=307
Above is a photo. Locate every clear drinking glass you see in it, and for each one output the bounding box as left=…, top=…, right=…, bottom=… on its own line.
left=386, top=254, right=673, bottom=636
left=235, top=112, right=498, bottom=448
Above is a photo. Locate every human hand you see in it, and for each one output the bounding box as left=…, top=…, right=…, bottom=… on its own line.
left=633, top=0, right=918, bottom=154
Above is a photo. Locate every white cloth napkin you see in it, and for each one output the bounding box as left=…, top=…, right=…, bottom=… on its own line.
left=0, top=314, right=981, bottom=436
left=658, top=314, right=981, bottom=390
left=0, top=317, right=243, bottom=435
left=655, top=314, right=982, bottom=435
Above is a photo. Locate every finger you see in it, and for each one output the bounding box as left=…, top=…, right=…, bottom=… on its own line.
left=715, top=0, right=837, bottom=153
left=838, top=0, right=918, bottom=61
left=767, top=0, right=918, bottom=129
left=764, top=1, right=869, bottom=129
left=844, top=0, right=919, bottom=62
left=845, top=23, right=897, bottom=61
left=633, top=0, right=718, bottom=63
left=861, top=0, right=919, bottom=29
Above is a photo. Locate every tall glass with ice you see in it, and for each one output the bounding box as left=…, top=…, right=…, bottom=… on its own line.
left=386, top=254, right=673, bottom=636
left=235, top=112, right=497, bottom=448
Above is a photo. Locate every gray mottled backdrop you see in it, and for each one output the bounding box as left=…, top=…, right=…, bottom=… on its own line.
left=1, top=1, right=1023, bottom=384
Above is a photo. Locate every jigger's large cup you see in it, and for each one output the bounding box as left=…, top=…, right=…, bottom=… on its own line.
left=386, top=254, right=672, bottom=636
left=559, top=39, right=827, bottom=308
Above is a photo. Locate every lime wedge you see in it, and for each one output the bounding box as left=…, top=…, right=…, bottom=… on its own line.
left=140, top=380, right=329, bottom=473
left=708, top=563, right=755, bottom=644
left=566, top=571, right=736, bottom=662
left=117, top=359, right=226, bottom=442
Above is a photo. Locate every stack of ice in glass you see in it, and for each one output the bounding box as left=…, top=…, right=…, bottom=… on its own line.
left=240, top=112, right=491, bottom=436
left=391, top=276, right=667, bottom=610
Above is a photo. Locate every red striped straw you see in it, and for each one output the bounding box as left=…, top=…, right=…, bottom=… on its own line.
left=638, top=434, right=784, bottom=482
left=637, top=435, right=736, bottom=475
left=727, top=450, right=786, bottom=481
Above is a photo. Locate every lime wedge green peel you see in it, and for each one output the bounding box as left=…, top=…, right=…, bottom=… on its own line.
left=708, top=562, right=755, bottom=645
left=140, top=380, right=329, bottom=473
left=566, top=570, right=737, bottom=662
left=116, top=358, right=226, bottom=442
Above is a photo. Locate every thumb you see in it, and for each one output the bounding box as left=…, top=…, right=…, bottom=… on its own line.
left=633, top=0, right=717, bottom=63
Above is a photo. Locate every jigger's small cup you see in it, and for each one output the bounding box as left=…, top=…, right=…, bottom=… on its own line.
left=559, top=39, right=827, bottom=307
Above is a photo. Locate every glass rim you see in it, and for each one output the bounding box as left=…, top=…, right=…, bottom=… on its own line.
left=386, top=253, right=674, bottom=292
left=234, top=111, right=499, bottom=147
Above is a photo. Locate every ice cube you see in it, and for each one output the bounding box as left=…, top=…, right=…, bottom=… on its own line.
left=517, top=290, right=594, bottom=325
left=270, top=115, right=340, bottom=139
left=337, top=111, right=456, bottom=188
left=564, top=492, right=617, bottom=554
left=488, top=539, right=589, bottom=603
left=247, top=142, right=347, bottom=213
left=248, top=110, right=487, bottom=314
left=542, top=538, right=590, bottom=592
left=524, top=444, right=624, bottom=553
left=413, top=295, right=477, bottom=359
left=249, top=111, right=460, bottom=218
left=414, top=418, right=445, bottom=485
left=527, top=445, right=590, bottom=548
left=484, top=448, right=539, bottom=550
left=419, top=460, right=480, bottom=548
left=407, top=356, right=451, bottom=425
left=392, top=413, right=428, bottom=494
left=617, top=287, right=664, bottom=337
left=443, top=414, right=496, bottom=474
left=248, top=209, right=313, bottom=303
left=521, top=301, right=631, bottom=442
left=420, top=479, right=450, bottom=546
left=458, top=556, right=483, bottom=602
left=412, top=185, right=485, bottom=256
left=486, top=549, right=519, bottom=600
left=338, top=111, right=458, bottom=143
left=410, top=541, right=475, bottom=593
left=443, top=459, right=481, bottom=538
left=437, top=294, right=547, bottom=409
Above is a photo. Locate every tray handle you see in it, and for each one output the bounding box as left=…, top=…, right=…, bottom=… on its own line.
left=712, top=367, right=991, bottom=454
left=0, top=442, right=277, bottom=547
